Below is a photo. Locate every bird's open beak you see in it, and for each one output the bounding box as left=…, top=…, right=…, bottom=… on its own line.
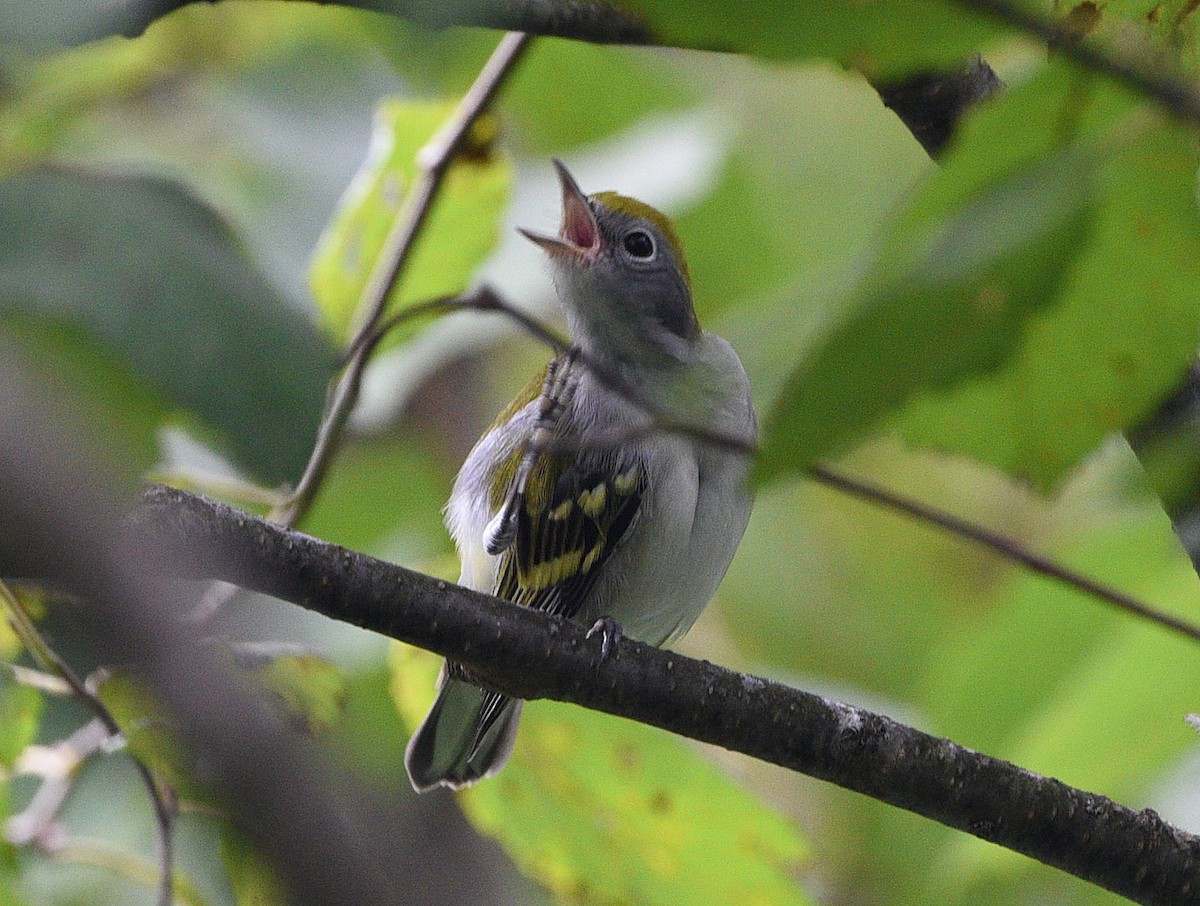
left=518, top=159, right=600, bottom=263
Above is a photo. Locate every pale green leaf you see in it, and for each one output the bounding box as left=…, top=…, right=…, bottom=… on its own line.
left=233, top=644, right=348, bottom=738
left=222, top=829, right=288, bottom=906
left=309, top=99, right=512, bottom=346
left=0, top=672, right=41, bottom=770
left=96, top=671, right=196, bottom=796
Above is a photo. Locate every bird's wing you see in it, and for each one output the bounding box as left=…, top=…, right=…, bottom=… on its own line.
left=493, top=446, right=647, bottom=619
left=480, top=353, right=648, bottom=620
left=464, top=356, right=647, bottom=749
left=471, top=443, right=646, bottom=747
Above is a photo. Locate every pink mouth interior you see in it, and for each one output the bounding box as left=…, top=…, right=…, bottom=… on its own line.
left=562, top=194, right=598, bottom=250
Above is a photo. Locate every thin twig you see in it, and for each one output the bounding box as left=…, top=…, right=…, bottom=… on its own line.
left=348, top=30, right=532, bottom=349
left=450, top=287, right=757, bottom=454
left=276, top=31, right=532, bottom=527
left=10, top=664, right=73, bottom=696
left=954, top=0, right=1200, bottom=124
left=432, top=288, right=1200, bottom=645
left=0, top=582, right=177, bottom=906
left=808, top=464, right=1200, bottom=642
left=339, top=293, right=469, bottom=365
left=6, top=718, right=111, bottom=847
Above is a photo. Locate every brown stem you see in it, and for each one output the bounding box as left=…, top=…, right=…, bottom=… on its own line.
left=276, top=31, right=533, bottom=527
left=0, top=582, right=176, bottom=906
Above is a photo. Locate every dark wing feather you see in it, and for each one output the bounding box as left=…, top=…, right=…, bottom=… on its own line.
left=465, top=354, right=648, bottom=752
left=471, top=445, right=647, bottom=751
left=495, top=450, right=646, bottom=619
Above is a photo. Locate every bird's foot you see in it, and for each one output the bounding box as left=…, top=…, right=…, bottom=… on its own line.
left=586, top=616, right=623, bottom=660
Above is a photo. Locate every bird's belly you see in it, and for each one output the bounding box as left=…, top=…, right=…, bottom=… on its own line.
left=578, top=442, right=730, bottom=646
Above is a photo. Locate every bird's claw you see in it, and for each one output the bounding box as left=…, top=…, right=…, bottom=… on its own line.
left=586, top=616, right=622, bottom=660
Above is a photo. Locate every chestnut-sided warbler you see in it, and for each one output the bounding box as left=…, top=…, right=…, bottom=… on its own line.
left=404, top=160, right=756, bottom=792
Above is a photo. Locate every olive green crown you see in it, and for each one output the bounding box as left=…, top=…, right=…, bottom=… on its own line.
left=590, top=191, right=690, bottom=288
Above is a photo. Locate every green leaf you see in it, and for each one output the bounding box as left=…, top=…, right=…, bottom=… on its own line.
left=0, top=671, right=41, bottom=769
left=232, top=643, right=348, bottom=738
left=392, top=644, right=812, bottom=905
left=309, top=98, right=512, bottom=347
left=895, top=118, right=1200, bottom=488
left=0, top=169, right=334, bottom=482
left=96, top=671, right=196, bottom=795
left=0, top=610, right=19, bottom=664
left=755, top=58, right=1200, bottom=489
left=757, top=133, right=1098, bottom=483
left=222, top=828, right=288, bottom=906
left=620, top=0, right=1008, bottom=77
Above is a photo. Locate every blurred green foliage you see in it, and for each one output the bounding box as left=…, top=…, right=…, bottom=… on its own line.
left=622, top=0, right=1005, bottom=74
left=220, top=829, right=287, bottom=906
left=0, top=170, right=333, bottom=480
left=0, top=680, right=40, bottom=773
left=3, top=2, right=1200, bottom=906
left=393, top=645, right=812, bottom=906
left=236, top=645, right=349, bottom=738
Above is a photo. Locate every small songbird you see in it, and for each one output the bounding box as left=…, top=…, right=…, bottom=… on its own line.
left=404, top=160, right=756, bottom=792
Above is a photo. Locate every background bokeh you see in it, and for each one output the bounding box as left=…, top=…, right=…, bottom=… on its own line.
left=3, top=3, right=1200, bottom=904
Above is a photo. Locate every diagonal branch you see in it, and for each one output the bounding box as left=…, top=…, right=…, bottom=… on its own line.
left=807, top=464, right=1200, bottom=643
left=952, top=0, right=1200, bottom=123
left=278, top=30, right=532, bottom=526
left=383, top=287, right=1200, bottom=646
left=134, top=484, right=1200, bottom=906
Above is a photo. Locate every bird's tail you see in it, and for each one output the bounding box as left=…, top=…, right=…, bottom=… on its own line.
left=404, top=670, right=523, bottom=793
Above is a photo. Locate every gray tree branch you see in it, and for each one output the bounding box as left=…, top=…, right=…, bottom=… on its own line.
left=129, top=483, right=1200, bottom=906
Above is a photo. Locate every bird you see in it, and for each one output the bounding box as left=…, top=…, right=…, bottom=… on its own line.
left=404, top=160, right=756, bottom=792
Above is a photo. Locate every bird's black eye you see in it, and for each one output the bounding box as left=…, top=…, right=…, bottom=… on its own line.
left=622, top=229, right=655, bottom=260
